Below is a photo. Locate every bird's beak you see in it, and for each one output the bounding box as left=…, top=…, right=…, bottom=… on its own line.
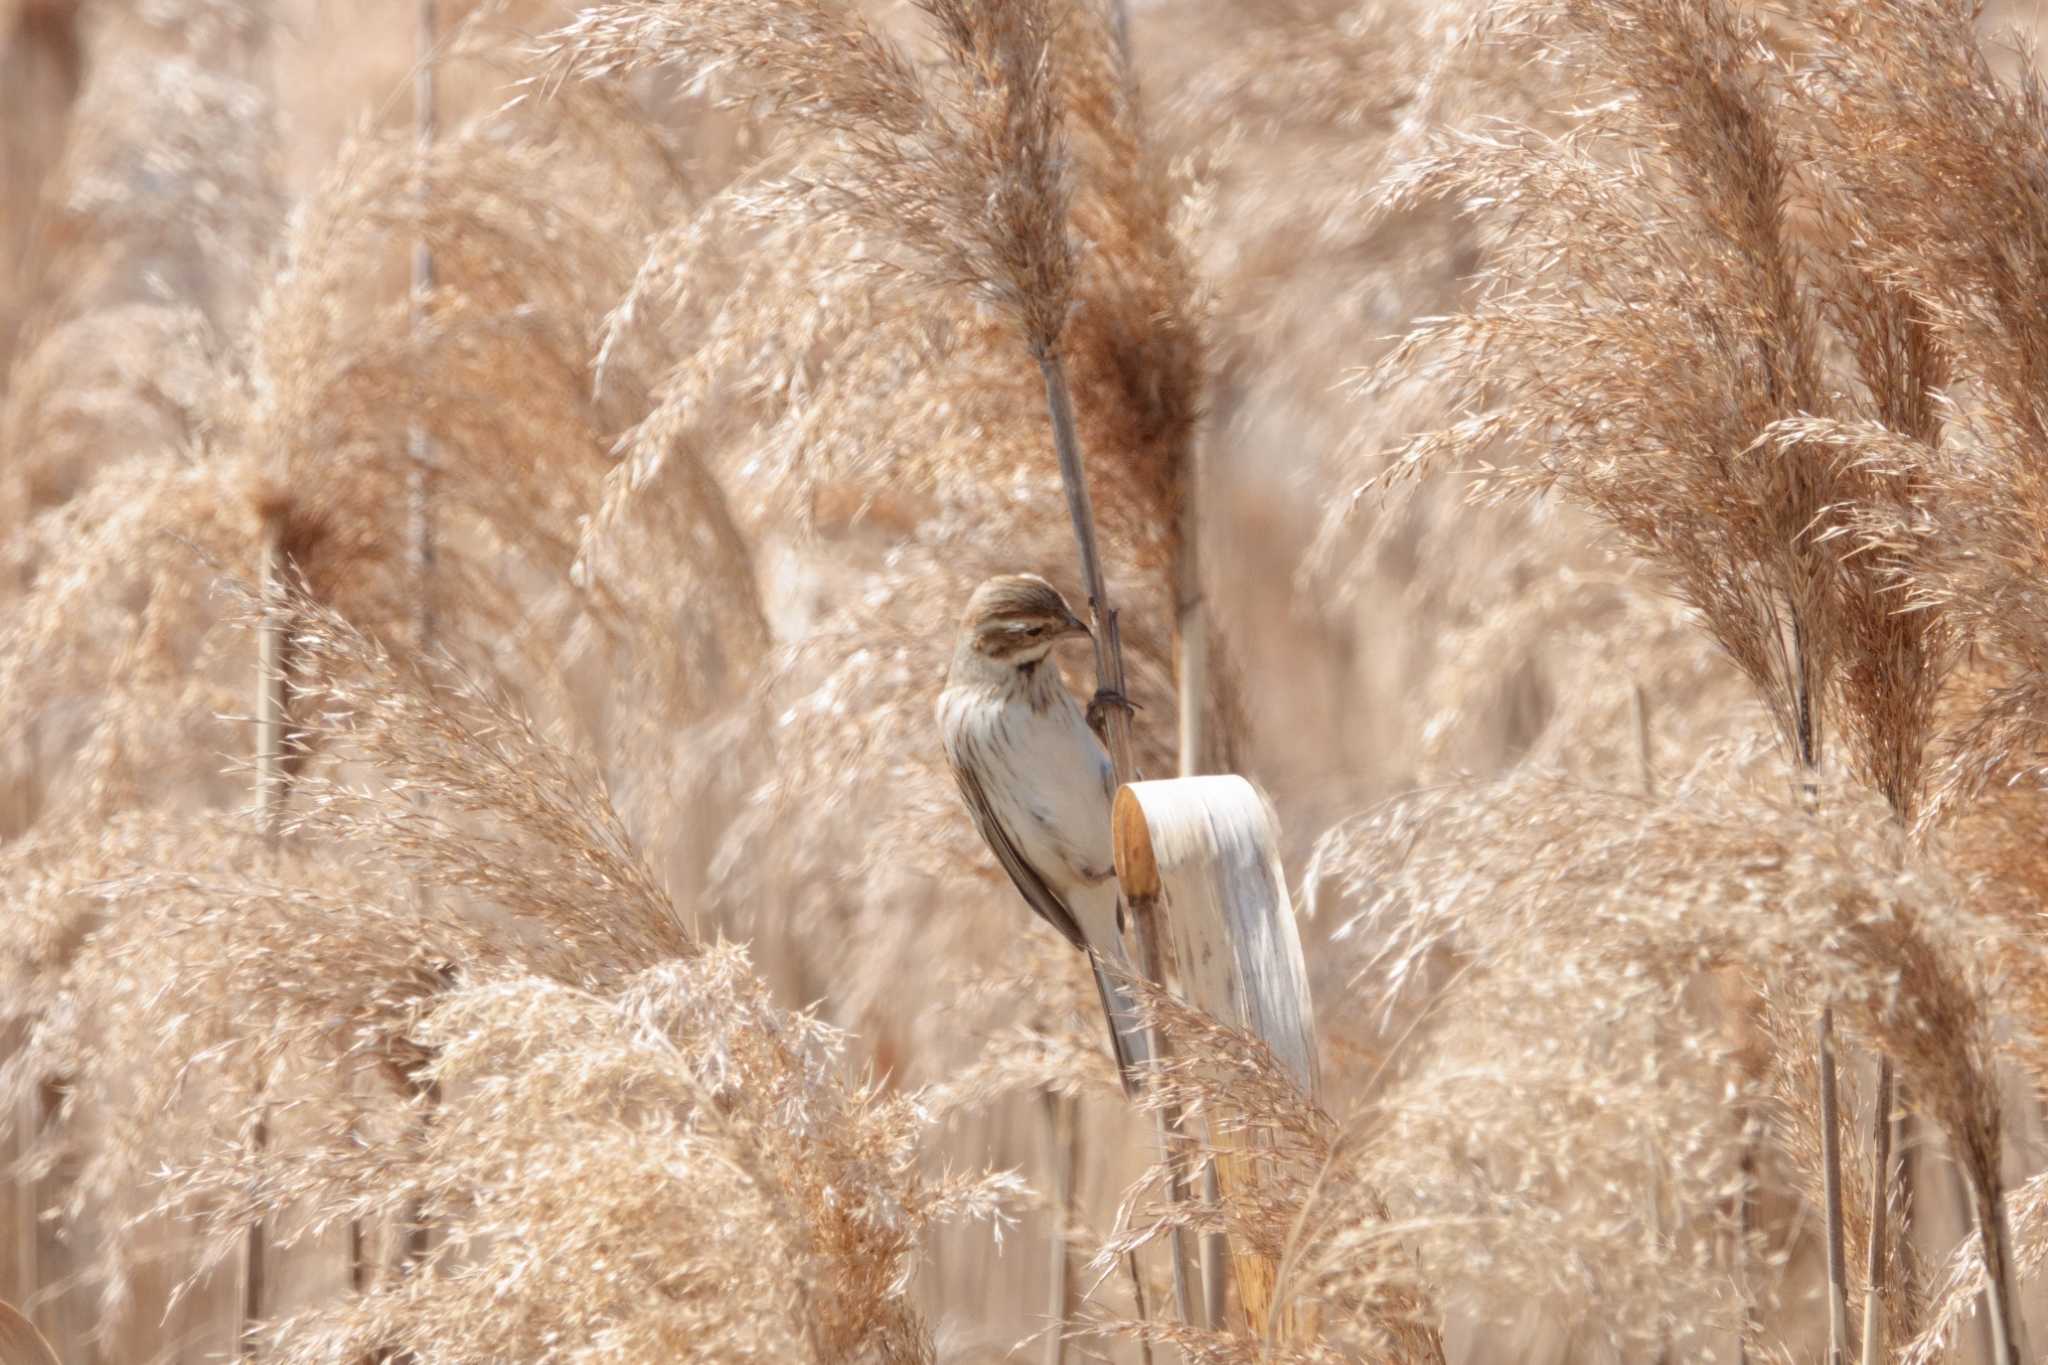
left=1061, top=611, right=1092, bottom=640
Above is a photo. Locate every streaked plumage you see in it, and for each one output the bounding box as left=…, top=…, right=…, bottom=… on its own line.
left=936, top=574, right=1150, bottom=1095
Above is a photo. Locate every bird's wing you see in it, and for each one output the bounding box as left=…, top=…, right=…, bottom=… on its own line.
left=947, top=748, right=1091, bottom=953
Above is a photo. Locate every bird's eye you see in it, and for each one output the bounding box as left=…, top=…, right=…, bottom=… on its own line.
left=1024, top=624, right=1045, bottom=637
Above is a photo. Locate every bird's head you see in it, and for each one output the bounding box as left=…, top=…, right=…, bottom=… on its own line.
left=961, top=573, right=1091, bottom=667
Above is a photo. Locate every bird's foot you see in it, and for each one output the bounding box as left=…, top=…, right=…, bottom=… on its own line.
left=1086, top=687, right=1138, bottom=738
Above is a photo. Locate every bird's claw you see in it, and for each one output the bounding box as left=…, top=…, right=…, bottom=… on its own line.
left=1086, top=687, right=1138, bottom=736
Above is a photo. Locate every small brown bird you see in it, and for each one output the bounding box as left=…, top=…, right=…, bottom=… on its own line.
left=936, top=573, right=1150, bottom=1094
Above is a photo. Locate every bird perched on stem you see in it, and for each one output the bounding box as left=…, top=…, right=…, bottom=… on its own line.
left=937, top=573, right=1151, bottom=1096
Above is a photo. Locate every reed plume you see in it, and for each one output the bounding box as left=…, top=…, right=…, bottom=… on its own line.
left=10, top=1, right=2048, bottom=1361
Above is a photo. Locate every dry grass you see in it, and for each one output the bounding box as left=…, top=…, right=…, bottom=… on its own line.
left=10, top=0, right=2048, bottom=1362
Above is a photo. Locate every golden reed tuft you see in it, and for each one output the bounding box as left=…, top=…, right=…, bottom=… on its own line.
left=5, top=1, right=2048, bottom=1362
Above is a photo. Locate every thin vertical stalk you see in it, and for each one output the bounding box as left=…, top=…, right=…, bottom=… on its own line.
left=256, top=530, right=288, bottom=846
left=1861, top=1058, right=1894, bottom=1365
left=349, top=1217, right=370, bottom=1293
left=1041, top=1091, right=1076, bottom=1365
left=1177, top=426, right=1225, bottom=1333
left=12, top=1081, right=34, bottom=1344
left=398, top=0, right=440, bottom=1294
left=1127, top=1252, right=1155, bottom=1365
left=1121, top=883, right=1197, bottom=1329
left=1895, top=1105, right=1916, bottom=1302
left=407, top=0, right=437, bottom=651
left=352, top=3, right=439, bottom=1312
left=1820, top=1006, right=1851, bottom=1365
left=1736, top=1111, right=1756, bottom=1365
left=1175, top=488, right=1206, bottom=781
left=1197, top=1159, right=1225, bottom=1330
left=1791, top=655, right=1852, bottom=1365
left=1647, top=1132, right=1671, bottom=1365
left=243, top=520, right=289, bottom=1356
left=1947, top=1159, right=1996, bottom=1365
left=1038, top=353, right=1136, bottom=781
left=1966, top=1166, right=2022, bottom=1365
left=1036, top=349, right=1200, bottom=1326
left=1631, top=682, right=1654, bottom=798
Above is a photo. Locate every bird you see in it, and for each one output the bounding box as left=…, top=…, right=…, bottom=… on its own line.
left=935, top=572, right=1151, bottom=1096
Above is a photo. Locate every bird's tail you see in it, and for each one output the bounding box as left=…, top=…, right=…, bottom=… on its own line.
left=1090, top=944, right=1154, bottom=1098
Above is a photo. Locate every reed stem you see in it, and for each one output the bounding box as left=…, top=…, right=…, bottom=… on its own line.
left=394, top=0, right=441, bottom=1303
left=1036, top=350, right=1201, bottom=1326
left=1860, top=1057, right=1893, bottom=1365
left=243, top=520, right=289, bottom=1356
left=407, top=0, right=437, bottom=655
left=1041, top=1090, right=1076, bottom=1365
left=1967, top=1164, right=2022, bottom=1365
left=1819, top=1005, right=1850, bottom=1365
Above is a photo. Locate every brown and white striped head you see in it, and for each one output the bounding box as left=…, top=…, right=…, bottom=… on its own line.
left=958, top=573, right=1090, bottom=667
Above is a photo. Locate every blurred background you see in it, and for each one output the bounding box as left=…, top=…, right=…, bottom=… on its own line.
left=9, top=1, right=2048, bottom=1362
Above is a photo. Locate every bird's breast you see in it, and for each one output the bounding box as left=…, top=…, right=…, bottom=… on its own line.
left=942, top=684, right=1117, bottom=889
